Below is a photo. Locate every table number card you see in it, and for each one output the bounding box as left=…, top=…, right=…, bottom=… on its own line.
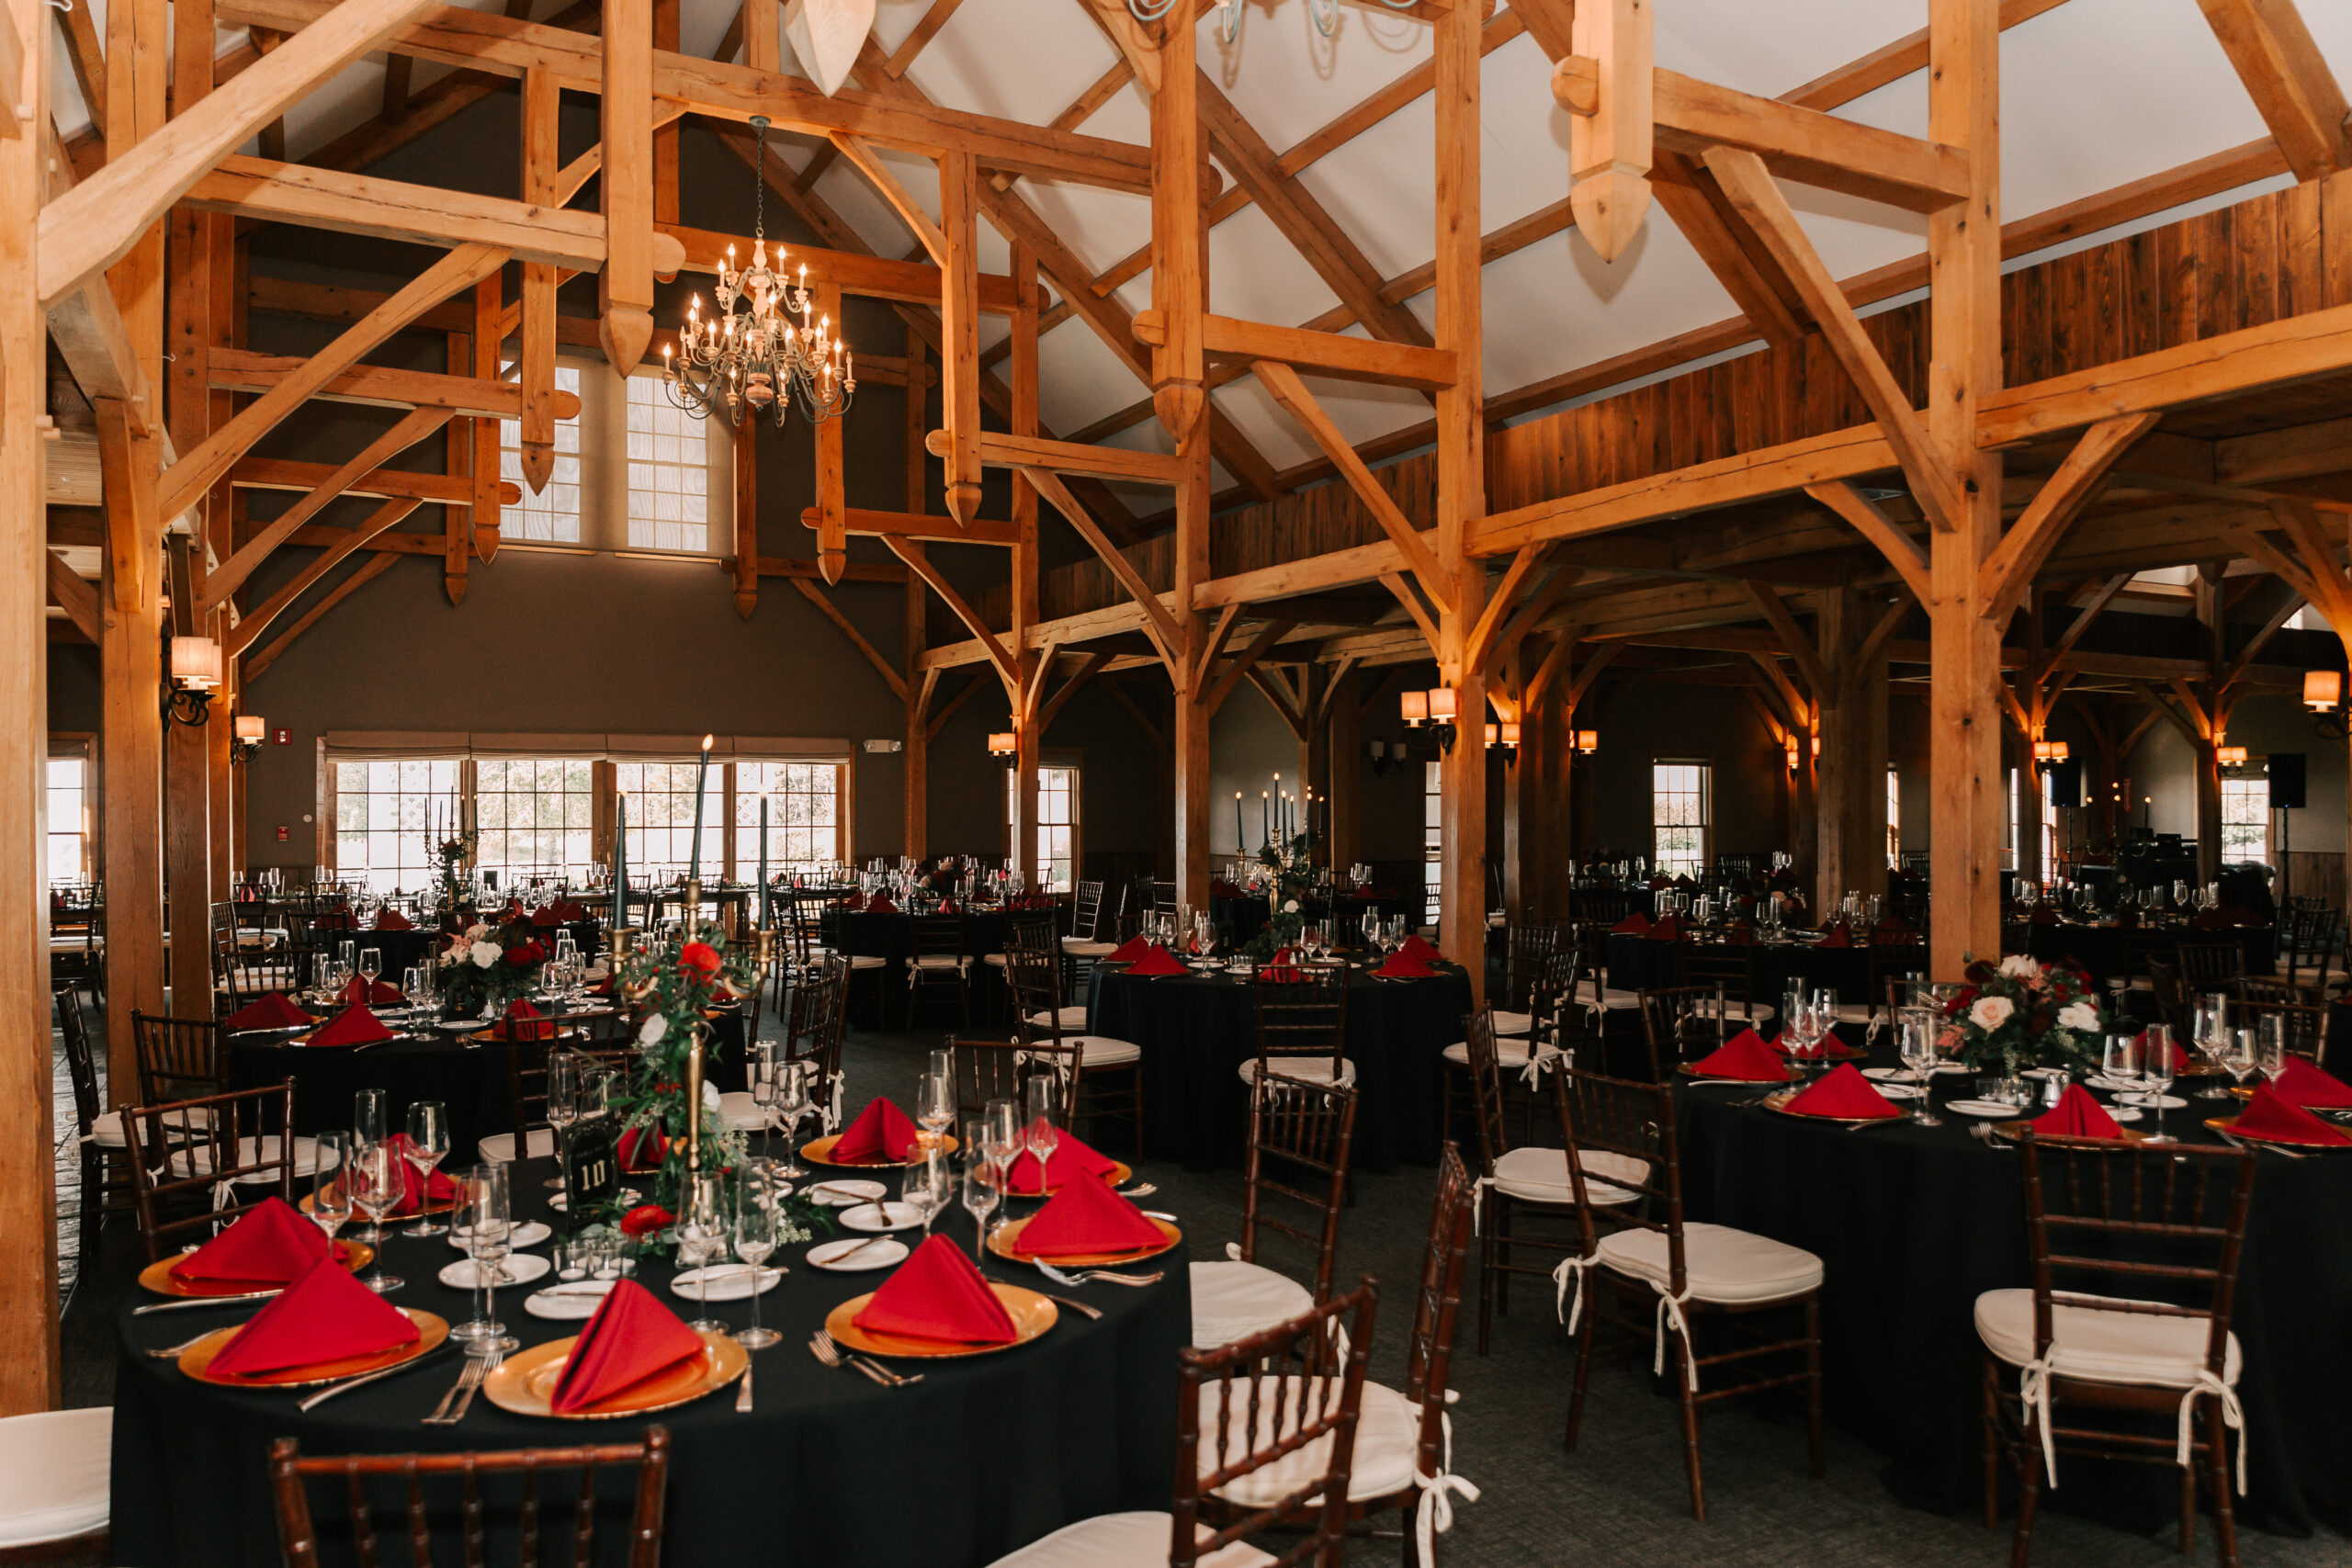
left=565, top=1122, right=619, bottom=1211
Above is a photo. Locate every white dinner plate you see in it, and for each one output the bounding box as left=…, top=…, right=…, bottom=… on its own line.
left=1861, top=1067, right=1928, bottom=1082
left=2020, top=1066, right=2069, bottom=1081
left=524, top=1280, right=614, bottom=1320
left=448, top=1221, right=552, bottom=1251
left=1871, top=1082, right=1927, bottom=1100
left=435, top=1020, right=490, bottom=1032
left=2111, top=1093, right=2187, bottom=1110
left=668, top=1264, right=782, bottom=1302
left=1946, top=1100, right=2021, bottom=1118
left=807, top=1236, right=909, bottom=1272
left=806, top=1179, right=887, bottom=1207
left=438, top=1253, right=552, bottom=1291
left=545, top=1190, right=640, bottom=1214
left=840, top=1201, right=923, bottom=1233
left=2105, top=1105, right=2146, bottom=1122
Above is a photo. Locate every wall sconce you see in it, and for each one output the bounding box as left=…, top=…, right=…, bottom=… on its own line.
left=987, top=731, right=1016, bottom=756
left=232, top=714, right=266, bottom=764
left=1404, top=687, right=1459, bottom=751
left=2216, top=744, right=2248, bottom=767
left=1574, top=729, right=1598, bottom=755
left=1399, top=690, right=1428, bottom=728
left=2305, top=670, right=2342, bottom=712
left=1367, top=739, right=1407, bottom=776
left=1486, top=721, right=1519, bottom=758
left=2032, top=739, right=2069, bottom=763
left=165, top=635, right=222, bottom=727
left=1784, top=737, right=1800, bottom=772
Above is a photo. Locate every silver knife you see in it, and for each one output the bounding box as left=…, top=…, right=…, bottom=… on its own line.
left=296, top=1345, right=447, bottom=1413
left=1037, top=1291, right=1102, bottom=1321
left=134, top=1291, right=279, bottom=1315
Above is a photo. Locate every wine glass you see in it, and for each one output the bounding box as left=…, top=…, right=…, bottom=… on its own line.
left=774, top=1062, right=811, bottom=1179
left=310, top=1132, right=353, bottom=1248
left=901, top=1143, right=952, bottom=1238
left=983, top=1098, right=1022, bottom=1210
left=354, top=1087, right=387, bottom=1148
left=545, top=1052, right=582, bottom=1191
left=731, top=1166, right=781, bottom=1348
left=357, top=946, right=383, bottom=989
left=402, top=966, right=428, bottom=1012
left=1897, top=1010, right=1939, bottom=1124
left=346, top=1141, right=404, bottom=1293
left=2102, top=1032, right=2140, bottom=1099
left=1023, top=1076, right=1060, bottom=1194
left=2256, top=1014, right=2286, bottom=1083
left=915, top=1070, right=955, bottom=1151
left=450, top=1165, right=518, bottom=1352
left=401, top=1100, right=450, bottom=1237
left=2224, top=1026, right=2258, bottom=1098
left=960, top=1122, right=1001, bottom=1266
left=2193, top=992, right=2234, bottom=1100
left=677, top=1173, right=731, bottom=1335
left=752, top=1040, right=780, bottom=1141
left=2143, top=1023, right=2177, bottom=1144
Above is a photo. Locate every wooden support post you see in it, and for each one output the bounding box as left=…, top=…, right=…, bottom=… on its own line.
left=1812, top=588, right=1890, bottom=911
left=462, top=273, right=498, bottom=584
left=1296, top=664, right=1329, bottom=865
left=1499, top=647, right=1534, bottom=921
left=0, top=0, right=60, bottom=1416
left=651, top=0, right=677, bottom=223
left=937, top=150, right=981, bottom=525
left=904, top=578, right=928, bottom=861
left=1926, top=0, right=2003, bottom=977
left=1565, top=0, right=1653, bottom=263
left=902, top=321, right=926, bottom=515
left=519, top=68, right=558, bottom=492
left=598, top=0, right=653, bottom=373
left=1147, top=4, right=1204, bottom=448
left=1434, top=0, right=1485, bottom=991
left=1170, top=427, right=1213, bottom=904
left=1328, top=662, right=1361, bottom=877
left=1008, top=244, right=1041, bottom=888
left=811, top=281, right=845, bottom=585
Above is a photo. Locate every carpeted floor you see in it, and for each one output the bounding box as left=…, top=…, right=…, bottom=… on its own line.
left=57, top=1013, right=2351, bottom=1566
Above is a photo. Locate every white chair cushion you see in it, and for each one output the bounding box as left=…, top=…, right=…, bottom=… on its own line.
left=1190, top=1260, right=1315, bottom=1350
left=1061, top=938, right=1119, bottom=957
left=1488, top=1145, right=1647, bottom=1208
left=1589, top=985, right=1640, bottom=1012
left=1028, top=1005, right=1089, bottom=1031
left=717, top=1091, right=769, bottom=1132
left=170, top=1134, right=335, bottom=1182
left=1490, top=1009, right=1535, bottom=1037
left=1692, top=998, right=1776, bottom=1026
left=81, top=1110, right=130, bottom=1150
left=477, top=1128, right=558, bottom=1164
left=1237, top=1056, right=1356, bottom=1089
left=983, top=953, right=1009, bottom=968
left=1441, top=1038, right=1545, bottom=1069
left=1973, top=1289, right=2241, bottom=1389
left=984, top=1511, right=1272, bottom=1568
left=910, top=954, right=970, bottom=972
left=846, top=954, right=888, bottom=971
left=1201, top=1377, right=1420, bottom=1507
left=1596, top=1222, right=1824, bottom=1306
left=1830, top=1003, right=1875, bottom=1025
left=1023, top=1036, right=1143, bottom=1068
left=0, top=1407, right=110, bottom=1548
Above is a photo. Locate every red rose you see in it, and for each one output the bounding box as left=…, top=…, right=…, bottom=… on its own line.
left=618, top=1203, right=673, bottom=1238
left=503, top=941, right=545, bottom=967
left=679, top=942, right=721, bottom=977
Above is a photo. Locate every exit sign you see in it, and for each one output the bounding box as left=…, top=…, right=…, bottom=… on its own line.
left=272, top=728, right=292, bottom=746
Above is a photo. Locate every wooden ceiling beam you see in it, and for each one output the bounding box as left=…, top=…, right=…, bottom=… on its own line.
left=2193, top=0, right=2352, bottom=181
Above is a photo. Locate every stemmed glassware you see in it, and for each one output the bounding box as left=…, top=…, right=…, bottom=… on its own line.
left=731, top=1164, right=781, bottom=1348
left=983, top=1099, right=1022, bottom=1213
left=2143, top=1023, right=2177, bottom=1143
left=451, top=1165, right=518, bottom=1352
left=1023, top=1076, right=1061, bottom=1193
left=2256, top=1015, right=2287, bottom=1083
left=916, top=1067, right=956, bottom=1152
left=401, top=1101, right=449, bottom=1236
left=1898, top=1009, right=1940, bottom=1126
left=901, top=1144, right=953, bottom=1238
left=677, top=1173, right=732, bottom=1335
left=546, top=1052, right=581, bottom=1194
left=775, top=1062, right=813, bottom=1179
left=402, top=965, right=429, bottom=1013
left=2224, top=1026, right=2259, bottom=1098
left=2193, top=993, right=2234, bottom=1099
left=2102, top=1032, right=2140, bottom=1099
left=960, top=1120, right=1000, bottom=1266
left=346, top=1140, right=404, bottom=1294
left=310, top=1132, right=353, bottom=1249
left=752, top=1040, right=781, bottom=1144
left=357, top=946, right=383, bottom=993
left=354, top=1087, right=387, bottom=1147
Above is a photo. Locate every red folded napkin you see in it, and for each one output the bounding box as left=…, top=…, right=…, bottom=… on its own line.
left=2030, top=906, right=2063, bottom=926
left=550, top=1279, right=708, bottom=1414
left=1373, top=950, right=1435, bottom=979
left=307, top=1003, right=392, bottom=1047
left=224, top=992, right=312, bottom=1032
left=1610, top=913, right=1651, bottom=935
left=311, top=911, right=354, bottom=931
left=853, top=1234, right=1018, bottom=1346
left=501, top=998, right=553, bottom=1042
left=551, top=900, right=588, bottom=922
left=865, top=894, right=899, bottom=915
left=1127, top=944, right=1186, bottom=977
left=2271, top=1056, right=2352, bottom=1110
left=2233, top=1084, right=2352, bottom=1146
left=381, top=1133, right=458, bottom=1216
left=2134, top=1030, right=2195, bottom=1073
left=205, top=1254, right=420, bottom=1379
left=1106, top=935, right=1155, bottom=963
left=1690, top=1028, right=1789, bottom=1082
left=1870, top=919, right=1914, bottom=945
left=617, top=1123, right=669, bottom=1172
left=1014, top=1169, right=1167, bottom=1257
left=2030, top=1083, right=2123, bottom=1139
left=1818, top=921, right=1854, bottom=948
left=1400, top=933, right=1441, bottom=963
left=1260, top=946, right=1303, bottom=983
left=1726, top=921, right=1755, bottom=946
left=842, top=892, right=867, bottom=911
left=1007, top=1128, right=1120, bottom=1195
left=1645, top=916, right=1681, bottom=942
left=832, top=1097, right=920, bottom=1163
left=169, top=1195, right=328, bottom=1286
left=373, top=908, right=414, bottom=931
left=338, top=976, right=403, bottom=1008
left=531, top=906, right=562, bottom=927
left=1781, top=1062, right=1900, bottom=1119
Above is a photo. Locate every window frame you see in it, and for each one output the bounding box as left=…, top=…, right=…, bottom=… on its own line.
left=47, top=734, right=96, bottom=885
left=1650, top=759, right=1712, bottom=878
left=2219, top=768, right=2270, bottom=864
left=734, top=759, right=849, bottom=878
left=1004, top=757, right=1082, bottom=894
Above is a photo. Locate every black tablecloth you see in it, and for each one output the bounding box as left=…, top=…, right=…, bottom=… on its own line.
left=1675, top=1047, right=2351, bottom=1535
left=1086, top=960, right=1470, bottom=1173
left=1211, top=894, right=1417, bottom=946
left=110, top=1154, right=1189, bottom=1568
left=2023, top=921, right=2276, bottom=987
left=821, top=908, right=1010, bottom=968
left=1603, top=934, right=1928, bottom=1006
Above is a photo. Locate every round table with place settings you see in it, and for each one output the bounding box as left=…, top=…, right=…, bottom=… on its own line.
left=108, top=1154, right=1191, bottom=1568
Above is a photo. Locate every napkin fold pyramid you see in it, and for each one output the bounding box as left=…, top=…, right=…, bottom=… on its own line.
left=853, top=1234, right=1018, bottom=1346
left=1781, top=1061, right=1900, bottom=1119
left=338, top=976, right=404, bottom=1008
left=1126, top=944, right=1186, bottom=977
left=2271, top=1056, right=2352, bottom=1109
left=1372, top=950, right=1435, bottom=978
left=169, top=1195, right=328, bottom=1286
left=372, top=908, right=414, bottom=931
left=205, top=1254, right=419, bottom=1378
left=223, top=992, right=311, bottom=1032
left=1690, top=1028, right=1789, bottom=1082
left=550, top=1279, right=707, bottom=1413
left=1644, top=916, right=1682, bottom=942
left=2030, top=1083, right=2123, bottom=1139
left=1017, top=1168, right=1168, bottom=1257
left=1260, top=946, right=1304, bottom=983
left=1818, top=921, right=1855, bottom=948
left=865, top=894, right=899, bottom=915
left=832, top=1097, right=921, bottom=1163
left=1610, top=913, right=1651, bottom=935
left=1106, top=935, right=1155, bottom=963
left=2232, top=1083, right=2352, bottom=1145
left=1007, top=1128, right=1121, bottom=1195
left=501, top=998, right=554, bottom=1041
left=307, top=1003, right=393, bottom=1047
left=1399, top=933, right=1442, bottom=963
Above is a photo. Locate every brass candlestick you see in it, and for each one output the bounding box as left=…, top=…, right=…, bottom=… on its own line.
left=684, top=1022, right=705, bottom=1176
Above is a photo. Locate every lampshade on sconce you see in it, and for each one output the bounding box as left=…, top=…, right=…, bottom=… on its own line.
left=2217, top=745, right=2248, bottom=766
left=987, top=732, right=1016, bottom=756
left=165, top=636, right=223, bottom=726
left=233, top=715, right=265, bottom=742
left=1574, top=729, right=1599, bottom=754
left=1426, top=687, right=1458, bottom=722
left=2032, top=739, right=2069, bottom=762
left=2305, top=670, right=2342, bottom=712
left=1399, top=690, right=1429, bottom=727
left=1784, top=738, right=1801, bottom=771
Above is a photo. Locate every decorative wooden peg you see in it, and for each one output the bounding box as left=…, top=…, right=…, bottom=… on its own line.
left=1566, top=0, right=1652, bottom=264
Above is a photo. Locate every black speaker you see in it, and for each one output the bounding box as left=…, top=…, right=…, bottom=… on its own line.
left=2044, top=759, right=2083, bottom=807
left=2271, top=751, right=2307, bottom=810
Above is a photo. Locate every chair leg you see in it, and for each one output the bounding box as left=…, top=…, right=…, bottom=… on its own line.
left=1564, top=1286, right=1596, bottom=1452
left=1492, top=1197, right=1510, bottom=1319
left=1804, top=1294, right=1824, bottom=1480
left=2208, top=1397, right=2238, bottom=1568
left=1674, top=1323, right=1705, bottom=1521
left=1476, top=1208, right=1495, bottom=1356
left=2011, top=1403, right=2043, bottom=1568
left=1980, top=1355, right=2001, bottom=1529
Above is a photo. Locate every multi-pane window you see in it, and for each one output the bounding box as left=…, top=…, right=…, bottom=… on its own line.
left=498, top=363, right=582, bottom=543
left=1652, top=762, right=1710, bottom=876
left=334, top=759, right=461, bottom=895
left=46, top=755, right=87, bottom=882
left=1004, top=766, right=1080, bottom=893
left=625, top=378, right=710, bottom=553
left=1423, top=761, right=1442, bottom=926
left=616, top=761, right=724, bottom=873
left=734, top=761, right=842, bottom=876
left=2221, top=774, right=2269, bottom=863
left=1885, top=766, right=1901, bottom=868
left=2005, top=766, right=2019, bottom=872
left=474, top=759, right=595, bottom=885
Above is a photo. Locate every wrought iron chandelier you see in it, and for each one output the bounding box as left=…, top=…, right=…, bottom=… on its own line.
left=662, top=117, right=854, bottom=429
left=1125, top=0, right=1416, bottom=40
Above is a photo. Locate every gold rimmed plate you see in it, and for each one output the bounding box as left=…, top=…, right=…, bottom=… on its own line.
left=1674, top=1064, right=1790, bottom=1085
left=301, top=1190, right=458, bottom=1220
left=1993, top=1119, right=2149, bottom=1143
left=1002, top=1160, right=1133, bottom=1199
left=987, top=1214, right=1181, bottom=1269
left=1758, top=1089, right=1905, bottom=1128
left=141, top=1237, right=372, bottom=1298
left=179, top=1309, right=447, bottom=1388
left=481, top=1330, right=747, bottom=1419
left=2201, top=1115, right=2352, bottom=1150
left=799, top=1133, right=960, bottom=1168
left=825, top=1283, right=1057, bottom=1360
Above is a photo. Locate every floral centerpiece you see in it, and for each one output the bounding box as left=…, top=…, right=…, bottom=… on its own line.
left=1937, top=954, right=2111, bottom=1078
left=434, top=912, right=548, bottom=1018
left=1240, top=829, right=1318, bottom=961
left=434, top=827, right=478, bottom=917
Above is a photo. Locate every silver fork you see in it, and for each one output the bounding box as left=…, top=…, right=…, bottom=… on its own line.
left=813, top=1329, right=922, bottom=1386
left=448, top=1348, right=502, bottom=1424
left=1035, top=1262, right=1164, bottom=1287
left=423, top=1357, right=485, bottom=1425
left=808, top=1332, right=889, bottom=1386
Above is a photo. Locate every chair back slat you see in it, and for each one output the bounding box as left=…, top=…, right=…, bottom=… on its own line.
left=1500, top=923, right=1562, bottom=1012
left=120, top=1079, right=300, bottom=1263
left=1636, top=984, right=1729, bottom=1076
left=1559, top=1065, right=1685, bottom=1284
left=133, top=1011, right=227, bottom=1105
left=948, top=1036, right=1078, bottom=1122
left=1398, top=1145, right=1477, bottom=1483
left=1250, top=971, right=1347, bottom=1077
left=1238, top=1073, right=1357, bottom=1305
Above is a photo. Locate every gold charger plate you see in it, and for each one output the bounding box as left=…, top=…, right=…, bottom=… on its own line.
left=481, top=1329, right=746, bottom=1419
left=2202, top=1115, right=2352, bottom=1150
left=987, top=1214, right=1181, bottom=1268
left=825, top=1283, right=1057, bottom=1360
left=1993, top=1119, right=2149, bottom=1143
left=800, top=1133, right=961, bottom=1168
left=1674, top=1064, right=1789, bottom=1084
left=1758, top=1089, right=1905, bottom=1127
left=1003, top=1160, right=1133, bottom=1199
left=140, top=1237, right=372, bottom=1298
left=178, top=1308, right=447, bottom=1388
left=301, top=1190, right=458, bottom=1220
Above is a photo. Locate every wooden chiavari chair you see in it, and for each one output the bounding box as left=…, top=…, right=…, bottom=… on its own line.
left=1191, top=1072, right=1358, bottom=1351
left=1008, top=925, right=1144, bottom=1151
left=2231, top=982, right=2329, bottom=1065
left=947, top=1036, right=1078, bottom=1127
left=268, top=1428, right=672, bottom=1568
left=2278, top=901, right=2343, bottom=991
left=1634, top=983, right=1739, bottom=1079
left=1492, top=922, right=1562, bottom=1039
left=58, top=987, right=135, bottom=1272
left=1677, top=943, right=1777, bottom=1032
left=1246, top=970, right=1352, bottom=1090
left=905, top=913, right=971, bottom=1027
left=1979, top=1135, right=2256, bottom=1568
left=131, top=1011, right=226, bottom=1108
left=120, top=1080, right=300, bottom=1264
left=2176, top=940, right=2247, bottom=993
left=782, top=955, right=848, bottom=1131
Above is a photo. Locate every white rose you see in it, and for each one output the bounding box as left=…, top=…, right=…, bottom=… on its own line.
left=1283, top=898, right=1300, bottom=914
left=1997, top=954, right=2039, bottom=980
left=1969, top=995, right=2015, bottom=1031
left=465, top=923, right=488, bottom=942
left=2057, top=1001, right=2100, bottom=1033
left=469, top=941, right=501, bottom=968
left=702, top=1079, right=722, bottom=1114
left=638, top=1014, right=666, bottom=1047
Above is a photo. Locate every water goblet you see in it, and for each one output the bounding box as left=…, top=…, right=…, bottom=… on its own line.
left=961, top=1124, right=1001, bottom=1265
left=916, top=1069, right=956, bottom=1150
left=1023, top=1076, right=1061, bottom=1192
left=310, top=1131, right=353, bottom=1247
left=677, top=1174, right=732, bottom=1335
left=752, top=1040, right=780, bottom=1143
left=357, top=946, right=382, bottom=987
left=346, top=1141, right=404, bottom=1293
left=2193, top=992, right=2234, bottom=1100
left=401, top=1100, right=450, bottom=1236
left=545, top=1052, right=582, bottom=1191
left=2143, top=1024, right=2177, bottom=1143
left=2256, top=1015, right=2286, bottom=1082
left=1899, top=1010, right=1940, bottom=1126
left=983, top=1098, right=1022, bottom=1214
left=2102, top=1032, right=2141, bottom=1100
left=731, top=1167, right=782, bottom=1348
left=354, top=1087, right=387, bottom=1147
left=451, top=1165, right=518, bottom=1352
left=902, top=1144, right=952, bottom=1238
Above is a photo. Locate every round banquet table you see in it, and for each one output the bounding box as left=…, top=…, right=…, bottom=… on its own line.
left=2021, top=919, right=2276, bottom=987
left=820, top=907, right=1011, bottom=968
left=1603, top=933, right=1928, bottom=1005
left=1086, top=958, right=1471, bottom=1173
left=1210, top=893, right=1417, bottom=946
left=108, top=1154, right=1189, bottom=1568
left=1674, top=1041, right=2352, bottom=1535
